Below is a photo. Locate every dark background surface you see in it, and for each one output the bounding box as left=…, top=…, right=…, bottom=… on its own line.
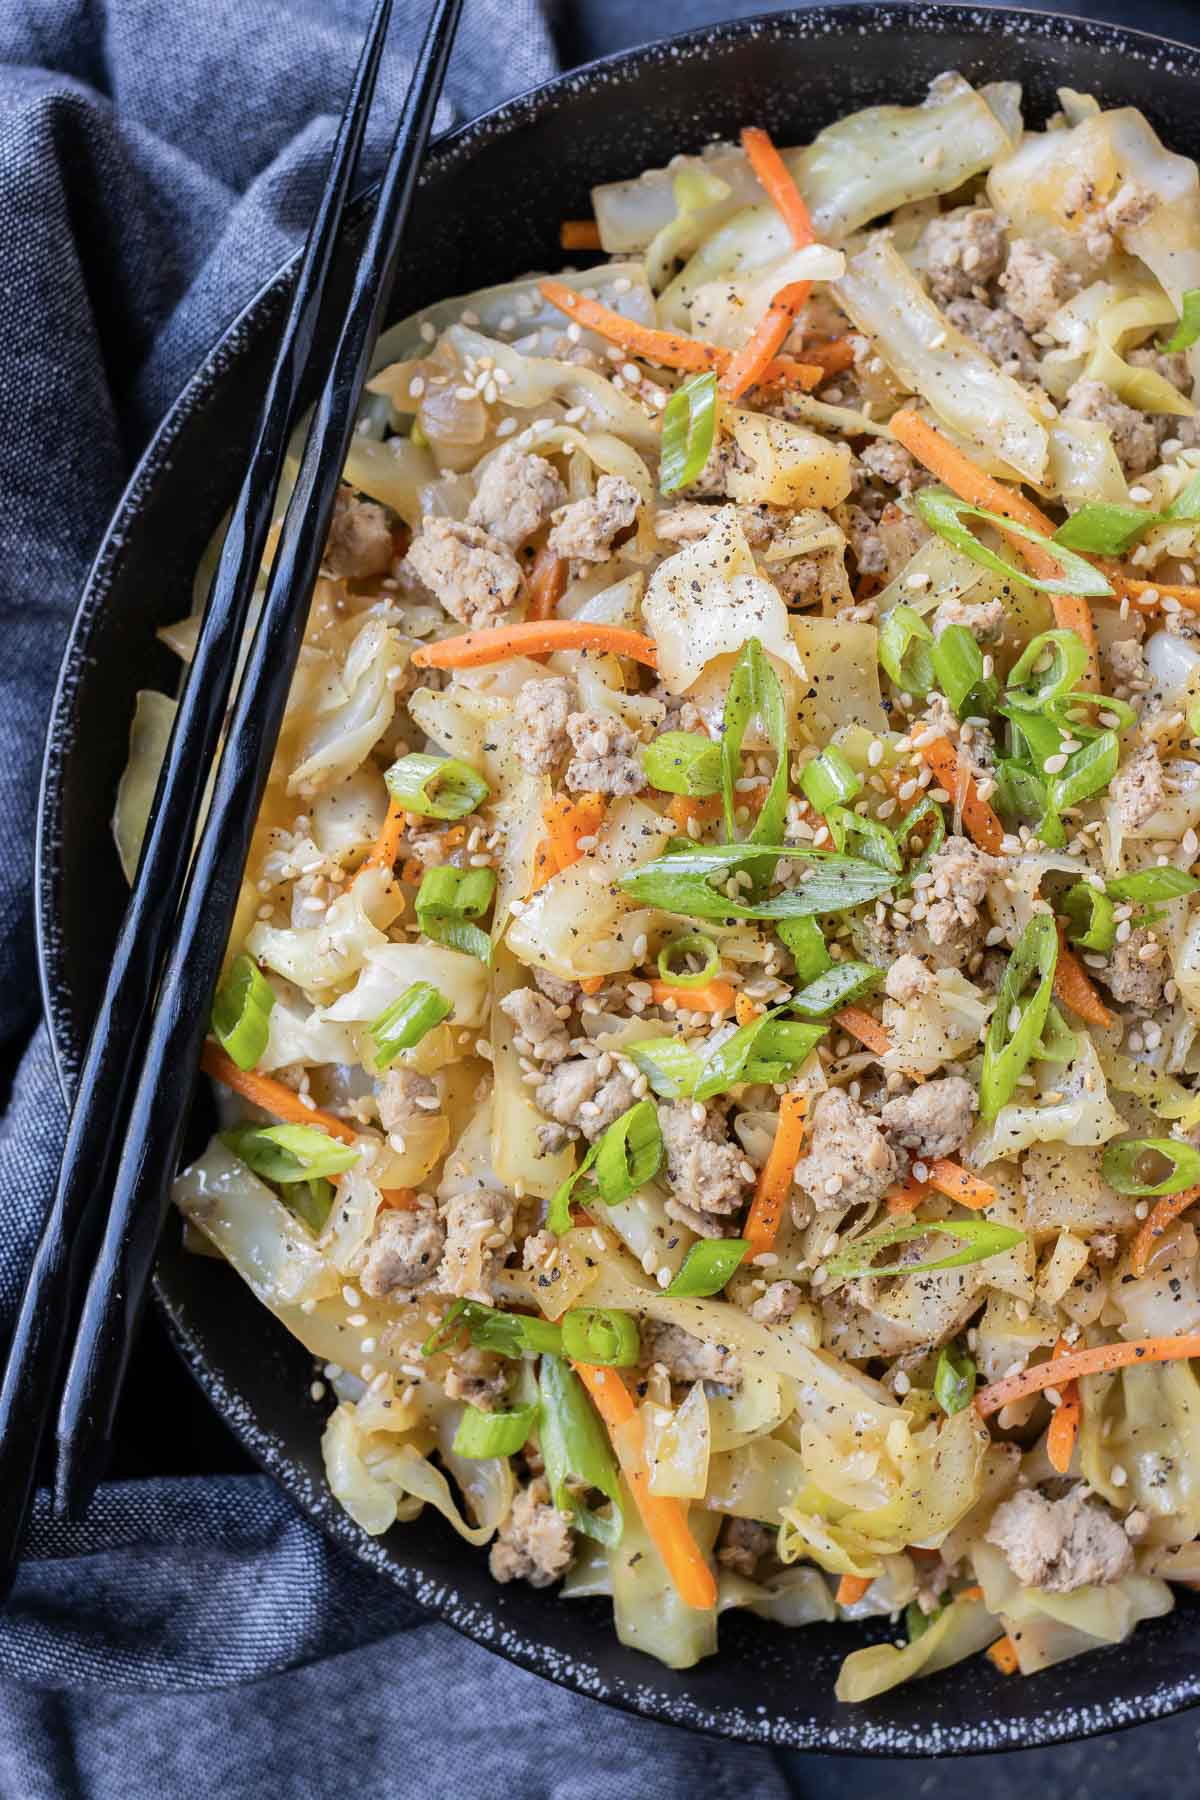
left=23, top=0, right=1200, bottom=1787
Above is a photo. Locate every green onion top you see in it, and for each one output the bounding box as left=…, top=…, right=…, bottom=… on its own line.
left=211, top=953, right=275, bottom=1072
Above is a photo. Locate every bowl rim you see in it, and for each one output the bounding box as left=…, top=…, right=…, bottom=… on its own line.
left=35, top=0, right=1200, bottom=1754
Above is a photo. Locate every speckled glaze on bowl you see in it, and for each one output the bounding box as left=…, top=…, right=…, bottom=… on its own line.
left=36, top=4, right=1200, bottom=1753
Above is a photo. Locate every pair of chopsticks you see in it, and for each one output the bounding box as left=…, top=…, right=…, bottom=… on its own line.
left=0, top=0, right=464, bottom=1591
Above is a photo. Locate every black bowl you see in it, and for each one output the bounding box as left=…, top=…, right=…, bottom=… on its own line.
left=36, top=2, right=1200, bottom=1754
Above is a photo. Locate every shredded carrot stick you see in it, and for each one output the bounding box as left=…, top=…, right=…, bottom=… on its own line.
left=734, top=992, right=763, bottom=1026
left=976, top=1333, right=1200, bottom=1417
left=579, top=975, right=606, bottom=995
left=801, top=336, right=857, bottom=379
left=889, top=409, right=1100, bottom=684
left=917, top=735, right=1005, bottom=855
left=987, top=1635, right=1020, bottom=1676
left=668, top=794, right=724, bottom=834
left=200, top=1043, right=359, bottom=1146
left=885, top=1177, right=930, bottom=1215
left=1112, top=573, right=1200, bottom=614
left=1131, top=1186, right=1200, bottom=1278
left=1045, top=1335, right=1081, bottom=1475
left=560, top=219, right=602, bottom=251
left=958, top=1584, right=985, bottom=1602
left=537, top=280, right=822, bottom=390
left=400, top=856, right=424, bottom=886
left=745, top=1091, right=809, bottom=1258
left=740, top=126, right=815, bottom=248
left=547, top=792, right=606, bottom=872
left=832, top=1006, right=892, bottom=1055
left=925, top=1159, right=997, bottom=1211
left=528, top=837, right=556, bottom=896
left=358, top=795, right=407, bottom=878
left=835, top=1573, right=872, bottom=1607
left=412, top=620, right=659, bottom=672
left=720, top=280, right=811, bottom=403
left=648, top=978, right=736, bottom=1013
left=380, top=1188, right=419, bottom=1211
left=573, top=1362, right=718, bottom=1611
left=526, top=546, right=567, bottom=624
left=1053, top=923, right=1114, bottom=1029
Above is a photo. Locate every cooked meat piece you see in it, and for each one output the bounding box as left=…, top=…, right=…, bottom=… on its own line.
left=840, top=500, right=930, bottom=583
left=792, top=1088, right=898, bottom=1213
left=858, top=438, right=929, bottom=495
left=944, top=298, right=1040, bottom=380
left=986, top=1486, right=1133, bottom=1593
left=884, top=954, right=934, bottom=1004
left=838, top=503, right=887, bottom=578
left=536, top=1057, right=636, bottom=1146
left=1127, top=344, right=1194, bottom=400
left=1064, top=378, right=1160, bottom=479
left=1099, top=927, right=1167, bottom=1010
left=640, top=1317, right=740, bottom=1386
left=500, top=987, right=571, bottom=1064
left=325, top=486, right=394, bottom=579
left=659, top=1101, right=751, bottom=1236
left=932, top=593, right=1007, bottom=643
left=564, top=709, right=645, bottom=797
left=533, top=967, right=578, bottom=1008
left=404, top=516, right=522, bottom=628
left=717, top=1516, right=777, bottom=1578
left=1107, top=638, right=1151, bottom=703
left=680, top=433, right=749, bottom=501
left=768, top=549, right=850, bottom=609
left=438, top=1190, right=513, bottom=1300
left=749, top=1280, right=804, bottom=1325
left=999, top=239, right=1076, bottom=332
left=881, top=1075, right=977, bottom=1159
left=921, top=207, right=1007, bottom=302
left=1106, top=180, right=1158, bottom=236
left=1110, top=744, right=1166, bottom=831
left=513, top=675, right=574, bottom=775
left=467, top=445, right=567, bottom=549
left=489, top=1477, right=574, bottom=1588
left=548, top=475, right=641, bottom=562
left=442, top=1343, right=508, bottom=1410
left=358, top=1206, right=445, bottom=1296
left=913, top=835, right=998, bottom=951
left=655, top=500, right=774, bottom=548
left=376, top=1068, right=439, bottom=1135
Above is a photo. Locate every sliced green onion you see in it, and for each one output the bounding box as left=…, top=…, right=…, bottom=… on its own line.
left=1166, top=469, right=1200, bottom=520
left=1053, top=503, right=1166, bottom=557
left=370, top=980, right=452, bottom=1068
left=721, top=637, right=791, bottom=879
left=931, top=623, right=998, bottom=720
left=1050, top=731, right=1118, bottom=813
left=1034, top=1000, right=1078, bottom=1065
left=278, top=1177, right=335, bottom=1233
left=539, top=1353, right=624, bottom=1546
left=906, top=1598, right=947, bottom=1643
left=625, top=1036, right=705, bottom=1100
left=1052, top=691, right=1136, bottom=734
left=790, top=960, right=880, bottom=1019
left=642, top=731, right=722, bottom=797
left=1101, top=1137, right=1200, bottom=1197
left=211, top=953, right=275, bottom=1072
left=415, top=864, right=496, bottom=963
left=824, top=807, right=903, bottom=874
left=1005, top=630, right=1089, bottom=714
left=659, top=370, right=718, bottom=495
left=777, top=915, right=832, bottom=984
left=915, top=488, right=1114, bottom=599
left=934, top=1343, right=976, bottom=1417
left=824, top=1217, right=1026, bottom=1284
left=878, top=603, right=934, bottom=697
left=800, top=746, right=862, bottom=814
left=665, top=1238, right=749, bottom=1296
left=222, top=1122, right=359, bottom=1183
left=421, top=1298, right=562, bottom=1359
left=979, top=914, right=1058, bottom=1121
left=692, top=1013, right=826, bottom=1102
left=560, top=1307, right=641, bottom=1366
left=1106, top=867, right=1200, bottom=903
left=1159, top=289, right=1200, bottom=353
left=619, top=842, right=897, bottom=922
left=657, top=933, right=721, bottom=989
left=385, top=752, right=490, bottom=821
left=452, top=1401, right=538, bottom=1458
left=1061, top=882, right=1116, bottom=953
left=594, top=1099, right=663, bottom=1204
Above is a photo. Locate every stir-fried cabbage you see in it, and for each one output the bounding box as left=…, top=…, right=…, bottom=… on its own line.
left=114, top=690, right=177, bottom=884
left=834, top=1592, right=1000, bottom=1704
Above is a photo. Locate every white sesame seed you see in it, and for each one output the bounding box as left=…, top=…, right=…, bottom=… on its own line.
left=309, top=1380, right=326, bottom=1401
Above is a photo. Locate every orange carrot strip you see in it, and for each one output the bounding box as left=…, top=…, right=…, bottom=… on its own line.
left=546, top=791, right=606, bottom=873
left=958, top=1585, right=985, bottom=1602
left=720, top=280, right=811, bottom=402
left=801, top=336, right=856, bottom=378
left=745, top=1091, right=809, bottom=1258
left=380, top=1188, right=419, bottom=1211
left=1045, top=1335, right=1081, bottom=1475
left=976, top=1334, right=1200, bottom=1417
left=917, top=735, right=1005, bottom=856
left=734, top=992, right=763, bottom=1026
left=573, top=1362, right=718, bottom=1611
left=836, top=1573, right=872, bottom=1607
left=1111, top=573, right=1200, bottom=614
left=1132, top=1186, right=1200, bottom=1279
left=889, top=408, right=1100, bottom=684
left=740, top=126, right=816, bottom=248
left=987, top=1636, right=1020, bottom=1676
left=648, top=978, right=736, bottom=1013
left=1053, top=923, right=1114, bottom=1029
left=526, top=546, right=567, bottom=624
left=579, top=975, right=606, bottom=995
left=412, top=621, right=658, bottom=672
left=200, top=1043, right=358, bottom=1145
left=833, top=1006, right=891, bottom=1055
left=528, top=838, right=556, bottom=896
left=886, top=1177, right=930, bottom=1215
left=560, top=219, right=602, bottom=250
left=358, top=795, right=407, bottom=878
left=925, top=1159, right=997, bottom=1211
left=668, top=794, right=723, bottom=834
left=537, top=279, right=822, bottom=390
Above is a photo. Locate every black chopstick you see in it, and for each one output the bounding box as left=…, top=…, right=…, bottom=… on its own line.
left=53, top=0, right=465, bottom=1519
left=0, top=0, right=399, bottom=1591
